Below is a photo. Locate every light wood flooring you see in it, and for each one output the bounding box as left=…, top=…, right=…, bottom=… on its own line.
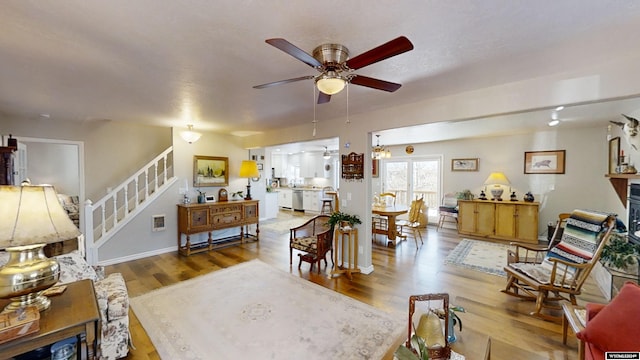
left=107, top=211, right=606, bottom=360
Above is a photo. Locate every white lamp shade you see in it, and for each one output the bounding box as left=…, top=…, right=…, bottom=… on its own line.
left=483, top=172, right=510, bottom=186
left=0, top=185, right=81, bottom=249
left=239, top=160, right=260, bottom=178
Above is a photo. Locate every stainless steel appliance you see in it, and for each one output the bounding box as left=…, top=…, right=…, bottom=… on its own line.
left=293, top=189, right=304, bottom=211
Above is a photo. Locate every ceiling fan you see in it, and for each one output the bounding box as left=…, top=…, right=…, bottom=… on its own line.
left=253, top=36, right=414, bottom=104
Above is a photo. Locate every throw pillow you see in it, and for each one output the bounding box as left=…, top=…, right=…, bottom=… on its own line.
left=577, top=282, right=640, bottom=351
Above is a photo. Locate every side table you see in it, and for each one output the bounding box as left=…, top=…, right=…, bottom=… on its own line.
left=0, top=279, right=100, bottom=360
left=562, top=303, right=586, bottom=360
left=331, top=227, right=361, bottom=280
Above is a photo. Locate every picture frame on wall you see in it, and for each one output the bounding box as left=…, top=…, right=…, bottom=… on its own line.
left=451, top=158, right=479, bottom=171
left=372, top=159, right=379, bottom=178
left=524, top=150, right=566, bottom=174
left=608, top=137, right=620, bottom=174
left=193, top=155, right=229, bottom=187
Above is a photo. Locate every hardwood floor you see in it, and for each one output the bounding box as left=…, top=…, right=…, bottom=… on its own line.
left=107, top=212, right=606, bottom=360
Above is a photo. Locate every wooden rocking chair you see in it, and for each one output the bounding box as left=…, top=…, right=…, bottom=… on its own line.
left=502, top=209, right=616, bottom=322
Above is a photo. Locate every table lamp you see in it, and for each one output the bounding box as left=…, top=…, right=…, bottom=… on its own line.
left=0, top=185, right=81, bottom=312
left=239, top=160, right=259, bottom=200
left=484, top=172, right=510, bottom=201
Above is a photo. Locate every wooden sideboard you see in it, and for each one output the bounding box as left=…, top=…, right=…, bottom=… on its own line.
left=177, top=200, right=259, bottom=256
left=458, top=200, right=539, bottom=243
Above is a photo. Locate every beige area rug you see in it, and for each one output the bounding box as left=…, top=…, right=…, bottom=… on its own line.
left=130, top=260, right=404, bottom=360
left=444, top=239, right=513, bottom=277
left=260, top=214, right=314, bottom=234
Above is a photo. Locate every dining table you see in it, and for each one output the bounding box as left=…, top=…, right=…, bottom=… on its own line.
left=372, top=204, right=409, bottom=245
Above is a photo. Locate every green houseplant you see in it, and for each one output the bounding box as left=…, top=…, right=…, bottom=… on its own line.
left=601, top=233, right=640, bottom=271
left=327, top=211, right=362, bottom=229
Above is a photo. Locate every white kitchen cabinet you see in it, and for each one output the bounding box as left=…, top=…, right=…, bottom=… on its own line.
left=272, top=154, right=288, bottom=178
left=277, top=189, right=292, bottom=209
left=265, top=192, right=279, bottom=219
left=300, top=153, right=326, bottom=178
left=302, top=190, right=321, bottom=213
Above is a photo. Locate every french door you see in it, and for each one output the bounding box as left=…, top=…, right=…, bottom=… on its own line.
left=382, top=156, right=442, bottom=223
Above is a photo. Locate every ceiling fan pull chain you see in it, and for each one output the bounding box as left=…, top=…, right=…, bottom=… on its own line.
left=346, top=82, right=350, bottom=124
left=312, top=83, right=317, bottom=137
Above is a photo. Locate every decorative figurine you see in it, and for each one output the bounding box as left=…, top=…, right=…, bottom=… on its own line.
left=478, top=190, right=487, bottom=200
left=510, top=191, right=517, bottom=201
left=524, top=191, right=535, bottom=202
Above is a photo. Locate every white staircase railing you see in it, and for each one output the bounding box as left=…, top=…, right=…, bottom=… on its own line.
left=84, top=146, right=175, bottom=264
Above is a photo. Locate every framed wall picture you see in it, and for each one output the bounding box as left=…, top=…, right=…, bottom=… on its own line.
left=609, top=137, right=621, bottom=174
left=372, top=159, right=379, bottom=178
left=193, top=156, right=229, bottom=187
left=451, top=158, right=479, bottom=171
left=524, top=150, right=566, bottom=174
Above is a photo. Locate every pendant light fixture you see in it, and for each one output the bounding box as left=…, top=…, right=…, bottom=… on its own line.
left=323, top=146, right=331, bottom=159
left=372, top=135, right=391, bottom=159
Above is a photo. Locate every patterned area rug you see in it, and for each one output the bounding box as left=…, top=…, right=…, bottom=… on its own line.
left=130, top=260, right=404, bottom=360
left=260, top=215, right=314, bottom=234
left=444, top=239, right=512, bottom=277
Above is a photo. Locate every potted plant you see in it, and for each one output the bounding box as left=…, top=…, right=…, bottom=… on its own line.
left=601, top=233, right=640, bottom=272
left=394, top=334, right=429, bottom=360
left=327, top=211, right=362, bottom=230
left=456, top=190, right=474, bottom=201
left=231, top=191, right=244, bottom=200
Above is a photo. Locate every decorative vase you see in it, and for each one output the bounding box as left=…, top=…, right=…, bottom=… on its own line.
left=197, top=194, right=206, bottom=204
left=447, top=316, right=457, bottom=343
left=524, top=192, right=534, bottom=202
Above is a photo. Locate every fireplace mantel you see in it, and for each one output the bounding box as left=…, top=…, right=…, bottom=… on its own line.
left=605, top=174, right=640, bottom=207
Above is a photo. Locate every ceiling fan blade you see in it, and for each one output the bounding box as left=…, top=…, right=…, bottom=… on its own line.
left=345, top=36, right=414, bottom=70
left=350, top=75, right=402, bottom=92
left=318, top=92, right=331, bottom=104
left=253, top=75, right=315, bottom=89
left=265, top=38, right=322, bottom=68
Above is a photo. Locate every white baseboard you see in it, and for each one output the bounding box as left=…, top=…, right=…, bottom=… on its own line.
left=97, top=246, right=177, bottom=266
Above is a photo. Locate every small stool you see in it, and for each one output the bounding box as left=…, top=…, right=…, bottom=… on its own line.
left=321, top=198, right=333, bottom=214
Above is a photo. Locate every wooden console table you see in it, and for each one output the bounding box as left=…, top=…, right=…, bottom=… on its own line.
left=331, top=227, right=361, bottom=280
left=458, top=200, right=539, bottom=243
left=0, top=279, right=100, bottom=360
left=177, top=200, right=259, bottom=256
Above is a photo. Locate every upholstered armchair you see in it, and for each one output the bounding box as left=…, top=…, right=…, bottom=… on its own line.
left=576, top=282, right=640, bottom=359
left=289, top=214, right=333, bottom=272
left=55, top=251, right=131, bottom=360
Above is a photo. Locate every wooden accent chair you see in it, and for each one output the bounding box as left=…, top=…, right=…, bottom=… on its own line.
left=320, top=186, right=335, bottom=214
left=406, top=293, right=451, bottom=360
left=372, top=192, right=397, bottom=242
left=289, top=215, right=333, bottom=273
left=397, top=196, right=425, bottom=249
left=502, top=209, right=616, bottom=322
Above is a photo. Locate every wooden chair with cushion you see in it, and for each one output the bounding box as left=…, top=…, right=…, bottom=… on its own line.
left=506, top=212, right=570, bottom=265
left=397, top=196, right=425, bottom=249
left=289, top=214, right=333, bottom=273
left=372, top=192, right=396, bottom=242
left=320, top=186, right=335, bottom=214
left=502, top=209, right=616, bottom=322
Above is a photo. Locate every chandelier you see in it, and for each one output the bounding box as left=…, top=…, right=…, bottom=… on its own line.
left=372, top=135, right=391, bottom=159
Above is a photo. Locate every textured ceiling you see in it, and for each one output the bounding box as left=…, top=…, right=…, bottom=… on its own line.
left=2, top=1, right=640, bottom=139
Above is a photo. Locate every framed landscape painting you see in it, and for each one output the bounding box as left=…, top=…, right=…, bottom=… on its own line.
left=524, top=150, right=565, bottom=174
left=193, top=156, right=229, bottom=187
left=451, top=158, right=479, bottom=171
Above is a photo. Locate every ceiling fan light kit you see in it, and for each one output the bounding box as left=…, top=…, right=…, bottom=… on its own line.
left=254, top=36, right=414, bottom=103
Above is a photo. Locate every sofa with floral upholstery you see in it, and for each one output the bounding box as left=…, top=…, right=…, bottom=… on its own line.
left=0, top=250, right=131, bottom=360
